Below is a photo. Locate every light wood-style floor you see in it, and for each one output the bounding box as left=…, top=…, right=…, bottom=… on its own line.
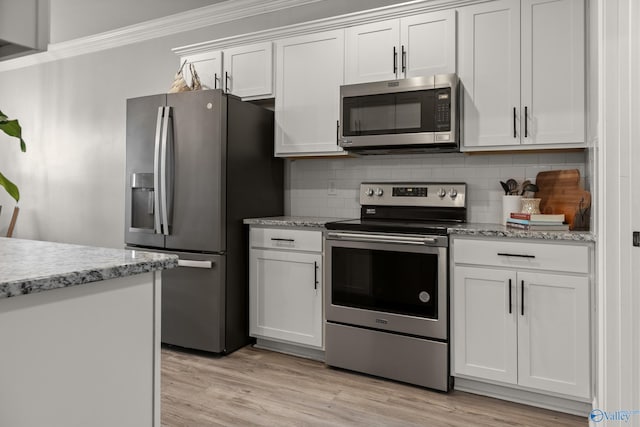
left=161, top=345, right=587, bottom=427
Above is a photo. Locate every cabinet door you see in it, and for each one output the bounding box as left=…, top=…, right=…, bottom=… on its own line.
left=275, top=30, right=346, bottom=156
left=250, top=248, right=323, bottom=348
left=222, top=42, right=273, bottom=99
left=401, top=10, right=456, bottom=78
left=453, top=266, right=518, bottom=384
left=458, top=0, right=521, bottom=149
left=517, top=272, right=590, bottom=398
left=345, top=19, right=400, bottom=84
left=181, top=51, right=222, bottom=91
left=521, top=0, right=585, bottom=146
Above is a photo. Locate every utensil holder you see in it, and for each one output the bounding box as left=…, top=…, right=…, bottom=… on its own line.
left=502, top=195, right=522, bottom=225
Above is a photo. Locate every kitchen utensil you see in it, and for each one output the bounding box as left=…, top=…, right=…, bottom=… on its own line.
left=500, top=181, right=510, bottom=195
left=506, top=179, right=518, bottom=195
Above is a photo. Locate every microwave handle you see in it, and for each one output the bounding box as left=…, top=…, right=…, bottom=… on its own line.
left=337, top=120, right=352, bottom=147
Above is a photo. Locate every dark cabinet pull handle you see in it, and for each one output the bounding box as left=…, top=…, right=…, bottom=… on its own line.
left=336, top=120, right=340, bottom=143
left=314, top=261, right=318, bottom=290
left=225, top=71, right=230, bottom=93
left=513, top=107, right=517, bottom=138
left=271, top=238, right=295, bottom=242
left=521, top=280, right=525, bottom=316
left=393, top=46, right=397, bottom=74
left=497, top=252, right=535, bottom=258
left=214, top=73, right=218, bottom=89
left=401, top=45, right=406, bottom=73
left=524, top=106, right=528, bottom=138
left=508, top=279, right=512, bottom=314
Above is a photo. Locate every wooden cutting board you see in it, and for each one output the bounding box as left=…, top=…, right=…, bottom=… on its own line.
left=535, top=169, right=591, bottom=230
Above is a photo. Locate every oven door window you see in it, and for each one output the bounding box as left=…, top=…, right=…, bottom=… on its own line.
left=331, top=246, right=438, bottom=319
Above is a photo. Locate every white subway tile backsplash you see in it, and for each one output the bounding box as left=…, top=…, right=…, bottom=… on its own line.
left=286, top=151, right=587, bottom=223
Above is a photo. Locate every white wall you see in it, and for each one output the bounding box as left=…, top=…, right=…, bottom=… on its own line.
left=287, top=151, right=587, bottom=223
left=0, top=0, right=408, bottom=247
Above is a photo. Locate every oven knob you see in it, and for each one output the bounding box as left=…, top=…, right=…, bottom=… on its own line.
left=375, top=188, right=384, bottom=197
left=365, top=187, right=374, bottom=197
left=437, top=188, right=446, bottom=198
left=449, top=188, right=458, bottom=199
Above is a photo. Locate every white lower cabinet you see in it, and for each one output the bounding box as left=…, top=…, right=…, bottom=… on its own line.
left=452, top=237, right=591, bottom=401
left=249, top=227, right=323, bottom=349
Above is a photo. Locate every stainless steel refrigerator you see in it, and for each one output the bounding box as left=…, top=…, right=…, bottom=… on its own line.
left=125, top=89, right=283, bottom=354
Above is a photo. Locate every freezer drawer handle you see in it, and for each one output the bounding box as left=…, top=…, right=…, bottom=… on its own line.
left=177, top=259, right=214, bottom=269
left=271, top=238, right=295, bottom=242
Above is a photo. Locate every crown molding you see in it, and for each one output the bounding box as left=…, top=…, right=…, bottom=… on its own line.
left=0, top=0, right=488, bottom=72
left=173, top=0, right=485, bottom=55
left=0, top=0, right=323, bottom=72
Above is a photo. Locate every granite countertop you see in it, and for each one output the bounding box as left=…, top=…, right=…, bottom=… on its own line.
left=244, top=216, right=596, bottom=242
left=449, top=223, right=596, bottom=242
left=0, top=238, right=178, bottom=299
left=243, top=216, right=344, bottom=228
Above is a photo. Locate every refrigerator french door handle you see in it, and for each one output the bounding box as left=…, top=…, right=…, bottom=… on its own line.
left=160, top=106, right=171, bottom=236
left=153, top=106, right=164, bottom=235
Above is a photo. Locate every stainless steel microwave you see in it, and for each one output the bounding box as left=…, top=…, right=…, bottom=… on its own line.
left=338, top=73, right=460, bottom=154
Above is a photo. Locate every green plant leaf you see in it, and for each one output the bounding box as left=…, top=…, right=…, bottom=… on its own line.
left=0, top=118, right=26, bottom=152
left=0, top=171, right=20, bottom=202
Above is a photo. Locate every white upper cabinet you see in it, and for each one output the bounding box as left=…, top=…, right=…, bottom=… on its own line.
left=345, top=10, right=456, bottom=84
left=345, top=19, right=400, bottom=83
left=181, top=51, right=223, bottom=91
left=401, top=11, right=456, bottom=78
left=222, top=42, right=273, bottom=99
left=521, top=0, right=585, bottom=146
left=180, top=42, right=273, bottom=99
left=274, top=30, right=346, bottom=157
left=458, top=0, right=585, bottom=151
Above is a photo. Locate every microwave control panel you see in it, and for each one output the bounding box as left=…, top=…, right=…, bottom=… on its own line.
left=434, top=88, right=451, bottom=131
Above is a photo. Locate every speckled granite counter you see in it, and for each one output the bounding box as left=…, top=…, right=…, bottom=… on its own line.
left=244, top=217, right=596, bottom=242
left=449, top=223, right=596, bottom=242
left=0, top=237, right=176, bottom=426
left=244, top=216, right=344, bottom=228
left=0, top=237, right=178, bottom=299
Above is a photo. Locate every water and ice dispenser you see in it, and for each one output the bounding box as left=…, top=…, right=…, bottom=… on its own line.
left=130, top=172, right=155, bottom=231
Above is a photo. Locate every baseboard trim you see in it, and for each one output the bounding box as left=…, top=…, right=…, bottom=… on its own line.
left=454, top=377, right=592, bottom=416
left=254, top=338, right=325, bottom=361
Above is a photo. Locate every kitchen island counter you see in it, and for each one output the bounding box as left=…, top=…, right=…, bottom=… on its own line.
left=0, top=237, right=177, bottom=298
left=0, top=237, right=177, bottom=427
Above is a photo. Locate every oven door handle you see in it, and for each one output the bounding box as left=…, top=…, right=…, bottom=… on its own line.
left=327, top=232, right=437, bottom=245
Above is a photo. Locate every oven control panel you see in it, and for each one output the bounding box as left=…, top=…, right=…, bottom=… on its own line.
left=360, top=182, right=466, bottom=208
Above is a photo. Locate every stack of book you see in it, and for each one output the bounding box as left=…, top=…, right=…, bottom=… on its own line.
left=506, top=213, right=569, bottom=231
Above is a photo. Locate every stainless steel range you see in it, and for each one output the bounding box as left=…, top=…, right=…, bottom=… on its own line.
left=324, top=182, right=467, bottom=391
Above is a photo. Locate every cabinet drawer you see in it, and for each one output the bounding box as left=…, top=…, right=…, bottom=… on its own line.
left=250, top=227, right=322, bottom=252
left=453, top=238, right=589, bottom=274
